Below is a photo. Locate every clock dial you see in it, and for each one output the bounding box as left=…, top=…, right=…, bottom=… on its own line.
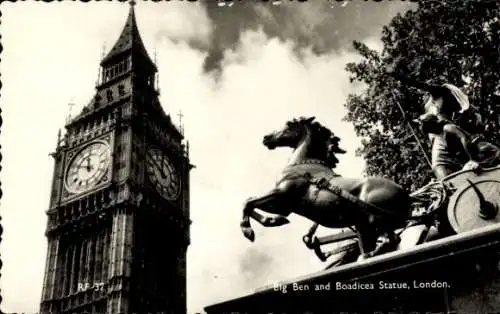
left=146, top=148, right=181, bottom=200
left=65, top=142, right=111, bottom=194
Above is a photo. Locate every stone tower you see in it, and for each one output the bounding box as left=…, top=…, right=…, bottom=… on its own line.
left=40, top=3, right=191, bottom=313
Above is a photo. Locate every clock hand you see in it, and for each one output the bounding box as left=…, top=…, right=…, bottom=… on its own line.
left=160, top=156, right=168, bottom=178
left=75, top=161, right=89, bottom=170
left=158, top=163, right=167, bottom=179
left=151, top=157, right=167, bottom=179
left=85, top=156, right=92, bottom=172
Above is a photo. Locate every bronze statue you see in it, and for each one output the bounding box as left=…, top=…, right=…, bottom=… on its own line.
left=392, top=74, right=500, bottom=179
left=240, top=117, right=418, bottom=260
left=418, top=112, right=482, bottom=179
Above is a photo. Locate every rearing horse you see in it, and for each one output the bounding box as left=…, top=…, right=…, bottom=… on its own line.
left=240, top=117, right=412, bottom=259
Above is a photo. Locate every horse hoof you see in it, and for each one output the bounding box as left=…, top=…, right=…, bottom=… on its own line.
left=244, top=197, right=255, bottom=204
left=242, top=227, right=255, bottom=242
left=357, top=254, right=369, bottom=262
left=270, top=216, right=290, bottom=226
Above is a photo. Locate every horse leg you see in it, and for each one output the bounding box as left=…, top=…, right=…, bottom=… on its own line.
left=355, top=180, right=407, bottom=258
left=305, top=226, right=359, bottom=262
left=355, top=224, right=378, bottom=260
left=356, top=222, right=403, bottom=259
left=370, top=230, right=401, bottom=257
left=244, top=191, right=291, bottom=226
left=241, top=189, right=291, bottom=241
left=303, top=223, right=319, bottom=248
left=355, top=180, right=383, bottom=259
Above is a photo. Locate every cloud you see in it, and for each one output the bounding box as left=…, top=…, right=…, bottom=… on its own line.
left=0, top=2, right=413, bottom=314
left=149, top=1, right=214, bottom=50
left=239, top=247, right=275, bottom=290
left=201, top=1, right=414, bottom=73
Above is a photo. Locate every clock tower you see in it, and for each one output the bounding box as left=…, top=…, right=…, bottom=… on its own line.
left=40, top=3, right=191, bottom=314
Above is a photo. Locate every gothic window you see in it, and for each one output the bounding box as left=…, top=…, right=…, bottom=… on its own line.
left=145, top=75, right=155, bottom=87
left=95, top=94, right=102, bottom=106
left=118, top=84, right=125, bottom=96
left=116, top=144, right=123, bottom=154
left=106, top=89, right=113, bottom=102
left=104, top=69, right=110, bottom=83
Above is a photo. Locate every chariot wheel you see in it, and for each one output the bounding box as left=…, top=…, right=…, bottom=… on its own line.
left=447, top=178, right=500, bottom=233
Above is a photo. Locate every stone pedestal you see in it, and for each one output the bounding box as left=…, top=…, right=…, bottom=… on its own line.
left=204, top=224, right=500, bottom=314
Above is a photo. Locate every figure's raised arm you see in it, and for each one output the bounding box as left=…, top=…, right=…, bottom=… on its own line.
left=390, top=73, right=445, bottom=96
left=383, top=58, right=444, bottom=95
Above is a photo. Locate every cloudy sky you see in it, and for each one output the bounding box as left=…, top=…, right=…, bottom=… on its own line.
left=0, top=1, right=413, bottom=313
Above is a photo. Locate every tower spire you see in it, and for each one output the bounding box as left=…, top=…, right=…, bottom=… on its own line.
left=96, top=42, right=106, bottom=85
left=177, top=110, right=184, bottom=135
left=99, top=0, right=156, bottom=72
left=100, top=42, right=107, bottom=59
left=154, top=47, right=160, bottom=92
left=66, top=102, right=75, bottom=123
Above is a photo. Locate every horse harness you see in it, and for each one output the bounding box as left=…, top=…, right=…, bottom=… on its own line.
left=280, top=160, right=413, bottom=219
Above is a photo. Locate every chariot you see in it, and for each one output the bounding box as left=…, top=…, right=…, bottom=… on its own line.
left=240, top=117, right=500, bottom=268
left=303, top=166, right=500, bottom=268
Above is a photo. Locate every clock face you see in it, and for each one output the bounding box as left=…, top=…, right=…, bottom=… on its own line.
left=146, top=148, right=181, bottom=200
left=65, top=142, right=111, bottom=194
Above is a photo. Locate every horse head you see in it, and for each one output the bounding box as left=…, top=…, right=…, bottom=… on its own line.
left=263, top=116, right=346, bottom=168
left=263, top=116, right=315, bottom=150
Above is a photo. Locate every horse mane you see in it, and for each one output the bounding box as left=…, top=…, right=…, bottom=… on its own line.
left=293, top=117, right=346, bottom=168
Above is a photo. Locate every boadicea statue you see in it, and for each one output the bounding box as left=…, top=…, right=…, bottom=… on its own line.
left=390, top=72, right=500, bottom=180
left=240, top=114, right=500, bottom=266
left=240, top=117, right=428, bottom=261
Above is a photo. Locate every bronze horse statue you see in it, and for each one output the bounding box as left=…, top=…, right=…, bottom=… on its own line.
left=240, top=117, right=418, bottom=260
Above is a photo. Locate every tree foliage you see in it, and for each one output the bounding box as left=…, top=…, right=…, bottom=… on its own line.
left=344, top=0, right=500, bottom=191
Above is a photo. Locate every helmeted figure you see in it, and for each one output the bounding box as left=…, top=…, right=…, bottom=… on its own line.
left=393, top=74, right=500, bottom=179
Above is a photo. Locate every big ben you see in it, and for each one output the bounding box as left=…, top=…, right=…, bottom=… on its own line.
left=39, top=2, right=191, bottom=313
